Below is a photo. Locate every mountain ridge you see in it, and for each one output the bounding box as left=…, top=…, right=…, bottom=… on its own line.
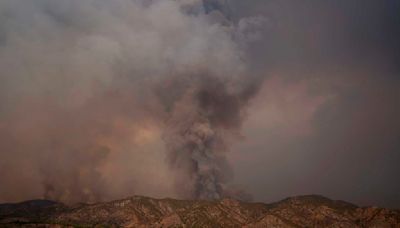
left=1, top=195, right=399, bottom=227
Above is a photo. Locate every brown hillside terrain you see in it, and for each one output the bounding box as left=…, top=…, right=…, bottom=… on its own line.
left=1, top=195, right=399, bottom=227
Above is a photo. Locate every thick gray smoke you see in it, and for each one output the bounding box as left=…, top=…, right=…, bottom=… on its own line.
left=161, top=75, right=257, bottom=199
left=156, top=1, right=263, bottom=200
left=0, top=0, right=264, bottom=203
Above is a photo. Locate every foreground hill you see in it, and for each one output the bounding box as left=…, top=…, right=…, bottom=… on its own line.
left=0, top=195, right=399, bottom=227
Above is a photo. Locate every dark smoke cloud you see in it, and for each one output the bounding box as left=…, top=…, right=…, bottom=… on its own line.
left=160, top=75, right=255, bottom=199
left=155, top=1, right=264, bottom=200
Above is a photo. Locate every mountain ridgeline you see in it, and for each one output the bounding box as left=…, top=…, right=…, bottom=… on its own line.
left=0, top=195, right=399, bottom=227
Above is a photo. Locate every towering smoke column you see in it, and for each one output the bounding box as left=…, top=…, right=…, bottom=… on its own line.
left=159, top=1, right=262, bottom=200
left=161, top=77, right=250, bottom=199
left=162, top=78, right=256, bottom=199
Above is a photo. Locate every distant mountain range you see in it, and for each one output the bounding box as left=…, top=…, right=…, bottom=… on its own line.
left=1, top=195, right=399, bottom=227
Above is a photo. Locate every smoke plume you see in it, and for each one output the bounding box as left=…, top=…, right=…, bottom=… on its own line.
left=161, top=75, right=256, bottom=199
left=155, top=0, right=263, bottom=200
left=0, top=0, right=263, bottom=203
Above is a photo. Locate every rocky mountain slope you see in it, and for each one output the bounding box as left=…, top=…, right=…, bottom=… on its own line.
left=0, top=195, right=399, bottom=227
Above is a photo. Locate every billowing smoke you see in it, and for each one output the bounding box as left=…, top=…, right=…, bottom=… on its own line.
left=0, top=0, right=264, bottom=203
left=161, top=75, right=257, bottom=199
left=156, top=1, right=263, bottom=200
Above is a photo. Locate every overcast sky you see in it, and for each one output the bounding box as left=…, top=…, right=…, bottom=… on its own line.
left=229, top=0, right=400, bottom=208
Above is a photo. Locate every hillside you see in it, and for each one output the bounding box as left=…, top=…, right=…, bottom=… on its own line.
left=1, top=195, right=399, bottom=227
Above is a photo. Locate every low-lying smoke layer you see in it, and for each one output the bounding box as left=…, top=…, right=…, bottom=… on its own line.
left=0, top=0, right=263, bottom=203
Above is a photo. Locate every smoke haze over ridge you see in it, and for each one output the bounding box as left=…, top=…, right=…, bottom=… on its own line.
left=1, top=0, right=400, bottom=208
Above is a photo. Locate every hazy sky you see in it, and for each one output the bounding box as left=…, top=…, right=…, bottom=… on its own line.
left=229, top=0, right=400, bottom=208
left=0, top=0, right=399, bottom=208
